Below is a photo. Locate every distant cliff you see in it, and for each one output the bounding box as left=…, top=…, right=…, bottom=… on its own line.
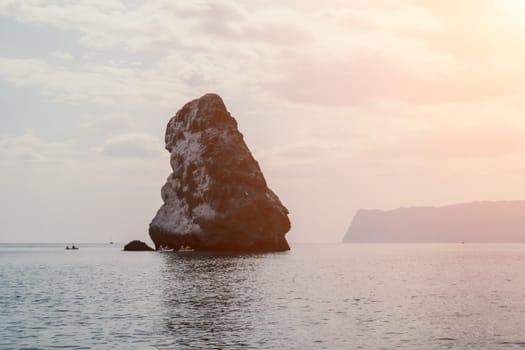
left=343, top=201, right=525, bottom=243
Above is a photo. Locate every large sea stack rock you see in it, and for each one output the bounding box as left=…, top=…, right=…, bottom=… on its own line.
left=149, top=93, right=291, bottom=252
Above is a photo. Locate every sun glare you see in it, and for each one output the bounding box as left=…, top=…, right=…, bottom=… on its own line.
left=500, top=0, right=525, bottom=32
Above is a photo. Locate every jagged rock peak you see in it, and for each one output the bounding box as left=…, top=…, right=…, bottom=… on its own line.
left=149, top=93, right=291, bottom=252
left=165, top=94, right=237, bottom=152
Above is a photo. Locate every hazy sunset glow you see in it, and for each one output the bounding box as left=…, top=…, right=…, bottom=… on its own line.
left=4, top=3, right=525, bottom=348
left=1, top=0, right=525, bottom=243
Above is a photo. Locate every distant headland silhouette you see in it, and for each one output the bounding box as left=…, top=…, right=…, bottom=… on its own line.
left=344, top=201, right=525, bottom=243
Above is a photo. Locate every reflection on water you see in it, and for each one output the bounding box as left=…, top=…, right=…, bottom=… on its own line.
left=158, top=253, right=265, bottom=349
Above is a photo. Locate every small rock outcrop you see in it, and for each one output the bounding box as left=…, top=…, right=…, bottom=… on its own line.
left=149, top=93, right=291, bottom=252
left=124, top=240, right=154, bottom=251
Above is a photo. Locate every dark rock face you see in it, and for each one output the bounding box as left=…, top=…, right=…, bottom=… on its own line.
left=344, top=201, right=525, bottom=243
left=149, top=93, right=291, bottom=252
left=124, top=240, right=154, bottom=251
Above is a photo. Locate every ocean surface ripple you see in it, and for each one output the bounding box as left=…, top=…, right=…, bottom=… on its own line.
left=1, top=243, right=525, bottom=349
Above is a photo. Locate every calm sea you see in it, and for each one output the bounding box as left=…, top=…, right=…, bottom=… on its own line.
left=1, top=243, right=525, bottom=349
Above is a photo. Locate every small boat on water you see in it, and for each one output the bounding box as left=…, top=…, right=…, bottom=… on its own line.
left=177, top=245, right=195, bottom=252
left=65, top=244, right=79, bottom=250
left=157, top=245, right=194, bottom=252
left=158, top=246, right=174, bottom=252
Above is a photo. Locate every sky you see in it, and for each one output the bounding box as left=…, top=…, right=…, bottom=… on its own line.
left=2, top=0, right=525, bottom=244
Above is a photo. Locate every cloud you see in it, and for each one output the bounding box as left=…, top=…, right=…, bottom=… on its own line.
left=0, top=0, right=312, bottom=112
left=399, top=0, right=525, bottom=68
left=0, top=130, right=164, bottom=162
left=0, top=0, right=311, bottom=51
left=190, top=2, right=313, bottom=45
left=263, top=1, right=525, bottom=106
left=49, top=50, right=73, bottom=61
left=266, top=43, right=525, bottom=106
left=0, top=129, right=77, bottom=162
left=0, top=56, right=192, bottom=107
left=2, top=0, right=525, bottom=109
left=96, top=133, right=163, bottom=158
left=360, top=121, right=525, bottom=161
